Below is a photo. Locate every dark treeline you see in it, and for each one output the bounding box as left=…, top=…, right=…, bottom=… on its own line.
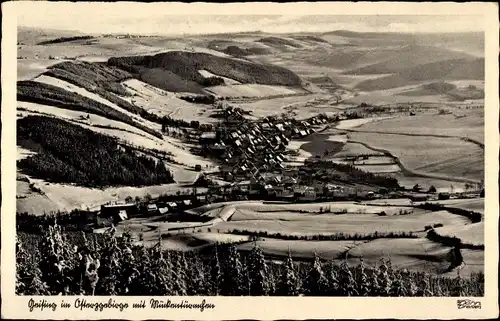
left=16, top=225, right=483, bottom=296
left=218, top=229, right=419, bottom=241
left=179, top=94, right=216, bottom=104
left=17, top=115, right=174, bottom=188
left=415, top=202, right=482, bottom=223
left=301, top=160, right=400, bottom=188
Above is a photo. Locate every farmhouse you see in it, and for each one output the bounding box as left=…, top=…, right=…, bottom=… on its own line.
left=147, top=203, right=159, bottom=215
left=100, top=203, right=138, bottom=219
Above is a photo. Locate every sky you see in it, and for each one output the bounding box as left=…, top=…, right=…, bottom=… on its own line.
left=15, top=2, right=485, bottom=36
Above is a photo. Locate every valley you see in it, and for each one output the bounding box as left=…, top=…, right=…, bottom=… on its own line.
left=16, top=26, right=485, bottom=281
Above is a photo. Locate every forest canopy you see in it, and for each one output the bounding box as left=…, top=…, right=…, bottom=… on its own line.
left=17, top=115, right=174, bottom=187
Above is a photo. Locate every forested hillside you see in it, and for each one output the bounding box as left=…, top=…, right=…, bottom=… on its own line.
left=17, top=115, right=174, bottom=187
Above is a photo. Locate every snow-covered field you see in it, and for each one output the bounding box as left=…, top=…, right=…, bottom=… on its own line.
left=121, top=79, right=218, bottom=124
left=335, top=116, right=394, bottom=130
left=205, top=84, right=302, bottom=98
left=237, top=239, right=364, bottom=260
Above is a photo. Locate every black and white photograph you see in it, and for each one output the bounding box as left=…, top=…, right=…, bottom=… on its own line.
left=2, top=1, right=499, bottom=319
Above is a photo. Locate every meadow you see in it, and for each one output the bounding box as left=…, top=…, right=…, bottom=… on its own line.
left=347, top=132, right=483, bottom=183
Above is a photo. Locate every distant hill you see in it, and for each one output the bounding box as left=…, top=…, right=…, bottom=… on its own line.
left=343, top=45, right=475, bottom=75
left=323, top=30, right=408, bottom=39
left=17, top=26, right=91, bottom=46
left=222, top=45, right=272, bottom=57
left=108, top=51, right=303, bottom=93
left=206, top=39, right=273, bottom=57
left=355, top=58, right=484, bottom=91
left=400, top=81, right=484, bottom=101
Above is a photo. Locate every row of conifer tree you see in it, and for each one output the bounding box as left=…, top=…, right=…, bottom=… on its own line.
left=16, top=224, right=483, bottom=297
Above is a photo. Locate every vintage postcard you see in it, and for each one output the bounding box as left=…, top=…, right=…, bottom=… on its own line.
left=1, top=1, right=499, bottom=319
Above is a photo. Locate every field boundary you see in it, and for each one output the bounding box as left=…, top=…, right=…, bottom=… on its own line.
left=344, top=128, right=484, bottom=149
left=348, top=140, right=481, bottom=184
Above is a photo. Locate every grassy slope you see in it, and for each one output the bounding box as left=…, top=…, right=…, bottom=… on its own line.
left=17, top=115, right=174, bottom=188
left=17, top=80, right=162, bottom=138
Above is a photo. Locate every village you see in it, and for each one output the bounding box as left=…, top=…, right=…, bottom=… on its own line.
left=80, top=103, right=481, bottom=230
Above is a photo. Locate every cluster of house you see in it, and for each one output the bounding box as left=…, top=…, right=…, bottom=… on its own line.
left=207, top=171, right=362, bottom=202
left=198, top=107, right=330, bottom=182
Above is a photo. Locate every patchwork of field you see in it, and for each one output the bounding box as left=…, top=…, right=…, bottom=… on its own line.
left=16, top=177, right=207, bottom=215
left=332, top=142, right=384, bottom=157
left=191, top=201, right=417, bottom=217
left=390, top=173, right=469, bottom=193
left=431, top=198, right=484, bottom=214
left=180, top=201, right=472, bottom=237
